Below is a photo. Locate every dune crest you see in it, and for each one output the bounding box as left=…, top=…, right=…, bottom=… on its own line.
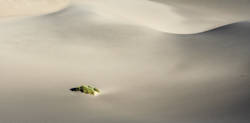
left=198, top=21, right=250, bottom=34
left=73, top=0, right=250, bottom=34
left=0, top=2, right=250, bottom=122
left=0, top=0, right=70, bottom=18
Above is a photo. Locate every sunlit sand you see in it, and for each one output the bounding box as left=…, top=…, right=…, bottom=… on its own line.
left=0, top=0, right=250, bottom=123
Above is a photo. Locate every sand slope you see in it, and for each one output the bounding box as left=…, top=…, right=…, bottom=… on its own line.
left=0, top=5, right=250, bottom=123
left=73, top=0, right=250, bottom=34
left=0, top=0, right=69, bottom=18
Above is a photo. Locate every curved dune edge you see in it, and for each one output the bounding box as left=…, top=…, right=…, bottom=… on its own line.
left=0, top=2, right=250, bottom=122
left=0, top=0, right=70, bottom=19
left=43, top=2, right=249, bottom=35
left=195, top=21, right=250, bottom=34
left=72, top=0, right=249, bottom=34
left=0, top=0, right=248, bottom=35
left=171, top=21, right=250, bottom=35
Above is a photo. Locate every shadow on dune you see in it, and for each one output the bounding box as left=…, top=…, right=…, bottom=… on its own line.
left=0, top=6, right=250, bottom=123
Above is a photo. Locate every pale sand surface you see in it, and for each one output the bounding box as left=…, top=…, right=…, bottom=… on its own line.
left=1, top=0, right=250, bottom=33
left=0, top=0, right=70, bottom=18
left=0, top=1, right=250, bottom=123
left=74, top=0, right=250, bottom=34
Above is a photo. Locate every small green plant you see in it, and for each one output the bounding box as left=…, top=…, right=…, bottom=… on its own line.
left=70, top=85, right=100, bottom=96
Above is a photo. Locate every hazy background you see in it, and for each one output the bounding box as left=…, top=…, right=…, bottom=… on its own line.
left=0, top=0, right=250, bottom=123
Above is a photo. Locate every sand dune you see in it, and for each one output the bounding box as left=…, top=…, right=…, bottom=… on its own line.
left=0, top=0, right=70, bottom=18
left=1, top=0, right=249, bottom=34
left=73, top=0, right=250, bottom=34
left=0, top=4, right=250, bottom=122
left=200, top=21, right=250, bottom=35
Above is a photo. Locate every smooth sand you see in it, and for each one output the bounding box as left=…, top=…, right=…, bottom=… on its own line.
left=0, top=1, right=250, bottom=123
left=0, top=0, right=69, bottom=18
left=74, top=0, right=250, bottom=34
